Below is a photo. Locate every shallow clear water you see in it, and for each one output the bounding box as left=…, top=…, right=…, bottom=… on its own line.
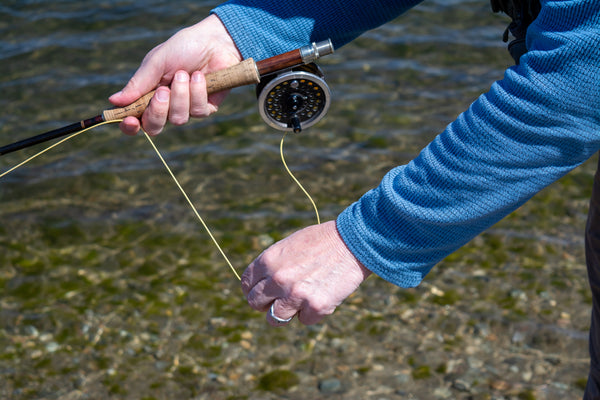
left=0, top=2, right=594, bottom=399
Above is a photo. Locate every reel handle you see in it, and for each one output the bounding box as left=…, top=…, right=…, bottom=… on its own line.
left=102, top=58, right=260, bottom=121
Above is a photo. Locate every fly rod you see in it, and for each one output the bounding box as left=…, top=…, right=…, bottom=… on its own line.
left=0, top=39, right=334, bottom=156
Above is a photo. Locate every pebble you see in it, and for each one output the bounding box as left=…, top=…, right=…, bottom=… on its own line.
left=452, top=379, right=471, bottom=392
left=39, top=333, right=53, bottom=342
left=240, top=340, right=252, bottom=350
left=240, top=331, right=253, bottom=340
left=318, top=378, right=343, bottom=394
left=534, top=363, right=547, bottom=375
left=24, top=325, right=39, bottom=338
left=45, top=342, right=59, bottom=353
left=30, top=349, right=43, bottom=359
left=400, top=309, right=415, bottom=321
left=510, top=289, right=527, bottom=301
left=372, top=364, right=385, bottom=372
left=394, top=372, right=411, bottom=384
left=331, top=337, right=350, bottom=351
left=430, top=286, right=445, bottom=297
left=512, top=331, right=526, bottom=344
left=256, top=234, right=274, bottom=248
left=155, top=361, right=169, bottom=371
left=489, top=379, right=511, bottom=391
left=473, top=323, right=490, bottom=338
left=552, top=382, right=570, bottom=391
left=433, top=386, right=452, bottom=398
left=467, top=357, right=483, bottom=369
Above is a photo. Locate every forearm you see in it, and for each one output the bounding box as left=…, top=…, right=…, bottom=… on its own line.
left=337, top=0, right=600, bottom=287
left=212, top=0, right=424, bottom=60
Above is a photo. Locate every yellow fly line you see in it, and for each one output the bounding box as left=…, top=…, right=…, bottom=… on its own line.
left=0, top=121, right=321, bottom=281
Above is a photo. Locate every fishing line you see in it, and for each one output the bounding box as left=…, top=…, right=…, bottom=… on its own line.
left=0, top=120, right=117, bottom=180
left=141, top=129, right=241, bottom=281
left=280, top=132, right=320, bottom=225
left=145, top=131, right=321, bottom=280
left=0, top=121, right=322, bottom=281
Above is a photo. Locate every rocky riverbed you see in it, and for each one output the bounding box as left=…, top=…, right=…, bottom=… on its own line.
left=1, top=154, right=595, bottom=400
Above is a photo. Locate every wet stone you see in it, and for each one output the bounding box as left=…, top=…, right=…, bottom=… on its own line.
left=394, top=372, right=411, bottom=385
left=45, top=342, right=59, bottom=353
left=452, top=378, right=471, bottom=392
left=318, top=378, right=344, bottom=394
left=433, top=386, right=453, bottom=398
left=23, top=325, right=39, bottom=338
left=467, top=356, right=484, bottom=370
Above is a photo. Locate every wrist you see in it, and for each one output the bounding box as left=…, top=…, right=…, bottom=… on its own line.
left=328, top=220, right=372, bottom=281
left=204, top=14, right=243, bottom=63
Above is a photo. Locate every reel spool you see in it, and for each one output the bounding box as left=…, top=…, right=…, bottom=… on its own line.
left=256, top=63, right=331, bottom=133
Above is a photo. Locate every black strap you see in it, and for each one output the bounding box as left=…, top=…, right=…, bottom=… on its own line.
left=491, top=0, right=541, bottom=64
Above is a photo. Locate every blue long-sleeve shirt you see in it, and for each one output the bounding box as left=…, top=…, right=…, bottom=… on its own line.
left=213, top=0, right=600, bottom=288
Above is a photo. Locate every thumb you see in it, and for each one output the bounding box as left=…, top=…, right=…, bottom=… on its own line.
left=109, top=57, right=165, bottom=107
left=109, top=77, right=156, bottom=107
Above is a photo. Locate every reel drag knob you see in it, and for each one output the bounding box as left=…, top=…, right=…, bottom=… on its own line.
left=257, top=68, right=331, bottom=133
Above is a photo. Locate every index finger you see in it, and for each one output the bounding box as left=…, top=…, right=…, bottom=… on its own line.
left=241, top=254, right=268, bottom=296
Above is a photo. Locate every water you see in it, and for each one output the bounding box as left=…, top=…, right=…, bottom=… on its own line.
left=0, top=1, right=512, bottom=233
left=0, top=2, right=594, bottom=399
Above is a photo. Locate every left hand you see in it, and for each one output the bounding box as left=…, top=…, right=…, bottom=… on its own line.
left=241, top=220, right=372, bottom=326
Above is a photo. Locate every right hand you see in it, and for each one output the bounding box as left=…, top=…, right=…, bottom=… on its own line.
left=108, top=14, right=242, bottom=136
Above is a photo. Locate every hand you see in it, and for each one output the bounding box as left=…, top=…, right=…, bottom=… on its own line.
left=242, top=221, right=372, bottom=326
left=108, top=14, right=242, bottom=136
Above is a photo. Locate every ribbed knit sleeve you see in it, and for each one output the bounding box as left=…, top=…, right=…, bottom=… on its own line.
left=337, top=0, right=600, bottom=287
left=212, top=0, right=424, bottom=61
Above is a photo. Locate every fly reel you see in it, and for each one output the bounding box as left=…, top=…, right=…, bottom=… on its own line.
left=256, top=63, right=331, bottom=133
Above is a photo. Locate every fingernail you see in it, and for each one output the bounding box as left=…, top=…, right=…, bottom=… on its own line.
left=155, top=88, right=169, bottom=102
left=191, top=72, right=203, bottom=83
left=175, top=71, right=188, bottom=82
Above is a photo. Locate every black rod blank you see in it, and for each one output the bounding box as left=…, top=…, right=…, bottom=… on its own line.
left=0, top=115, right=104, bottom=156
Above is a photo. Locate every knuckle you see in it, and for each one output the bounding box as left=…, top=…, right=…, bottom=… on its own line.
left=142, top=117, right=165, bottom=136
left=245, top=290, right=262, bottom=310
left=145, top=127, right=163, bottom=136
left=124, top=76, right=143, bottom=95
left=307, top=296, right=335, bottom=317
left=169, top=114, right=189, bottom=126
left=259, top=249, right=278, bottom=268
left=190, top=105, right=210, bottom=118
left=270, top=269, right=289, bottom=288
left=149, top=103, right=169, bottom=120
left=288, top=283, right=309, bottom=302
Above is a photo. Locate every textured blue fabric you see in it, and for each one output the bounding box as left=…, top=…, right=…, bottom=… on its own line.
left=214, top=0, right=600, bottom=288
left=212, top=0, right=423, bottom=60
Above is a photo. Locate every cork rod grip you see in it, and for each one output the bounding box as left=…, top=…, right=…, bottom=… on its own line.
left=102, top=58, right=260, bottom=122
